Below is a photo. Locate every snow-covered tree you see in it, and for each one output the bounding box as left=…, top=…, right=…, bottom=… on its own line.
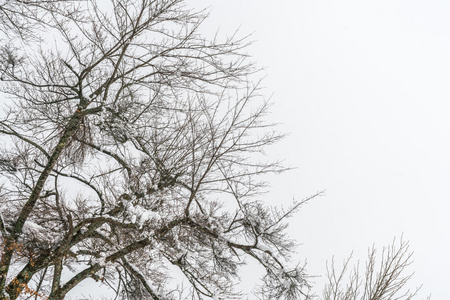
left=0, top=1, right=317, bottom=299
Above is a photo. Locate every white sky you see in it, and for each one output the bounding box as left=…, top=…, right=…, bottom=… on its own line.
left=191, top=0, right=450, bottom=298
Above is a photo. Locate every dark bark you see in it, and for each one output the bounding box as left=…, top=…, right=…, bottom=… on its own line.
left=0, top=107, right=86, bottom=298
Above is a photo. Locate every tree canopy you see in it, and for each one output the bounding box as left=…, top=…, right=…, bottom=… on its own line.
left=0, top=1, right=315, bottom=299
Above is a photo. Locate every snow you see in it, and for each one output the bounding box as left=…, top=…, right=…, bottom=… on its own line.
left=264, top=226, right=275, bottom=234
left=127, top=262, right=168, bottom=299
left=124, top=202, right=161, bottom=229
left=280, top=277, right=291, bottom=289
left=207, top=216, right=224, bottom=234
left=81, top=86, right=92, bottom=100
left=22, top=220, right=59, bottom=244
left=187, top=250, right=198, bottom=259
left=91, top=255, right=106, bottom=267
left=98, top=223, right=111, bottom=233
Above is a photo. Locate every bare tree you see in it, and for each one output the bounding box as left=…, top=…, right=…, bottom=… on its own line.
left=0, top=1, right=317, bottom=299
left=0, top=0, right=79, bottom=40
left=323, top=237, right=430, bottom=300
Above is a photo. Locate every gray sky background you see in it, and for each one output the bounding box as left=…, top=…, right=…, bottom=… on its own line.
left=190, top=0, right=450, bottom=298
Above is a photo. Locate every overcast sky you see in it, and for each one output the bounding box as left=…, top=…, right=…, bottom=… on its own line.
left=189, top=0, right=450, bottom=298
